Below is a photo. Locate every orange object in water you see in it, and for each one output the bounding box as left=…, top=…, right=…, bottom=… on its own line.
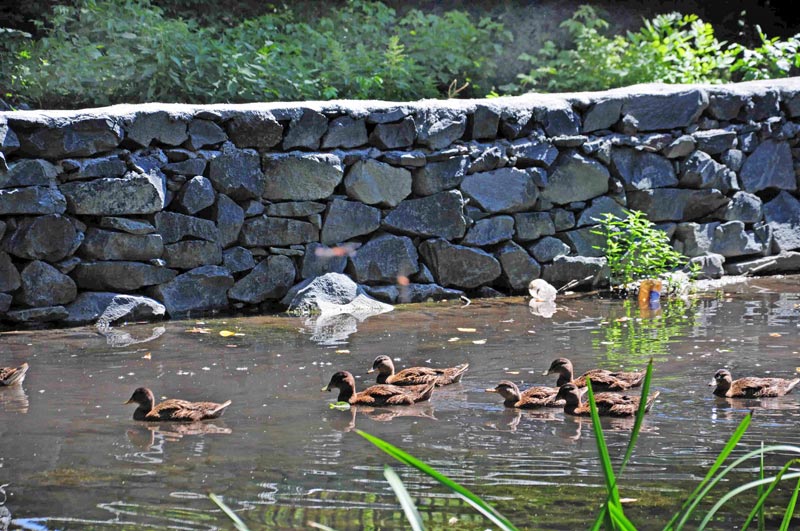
left=638, top=279, right=662, bottom=308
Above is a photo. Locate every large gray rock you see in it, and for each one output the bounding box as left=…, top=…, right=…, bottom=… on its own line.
left=542, top=151, right=609, bottom=204
left=675, top=222, right=718, bottom=257
left=471, top=105, right=501, bottom=139
left=301, top=243, right=348, bottom=279
left=739, top=140, right=796, bottom=193
left=239, top=216, right=319, bottom=247
left=125, top=111, right=188, bottom=147
left=542, top=255, right=609, bottom=289
left=344, top=159, right=411, bottom=207
left=13, top=116, right=123, bottom=158
left=514, top=212, right=555, bottom=241
left=401, top=283, right=465, bottom=303
left=163, top=157, right=207, bottom=176
left=321, top=199, right=381, bottom=245
left=322, top=116, right=368, bottom=149
left=460, top=168, right=538, bottom=213
left=154, top=211, right=219, bottom=243
left=369, top=117, right=416, bottom=149
left=687, top=253, right=725, bottom=279
left=266, top=201, right=326, bottom=218
left=383, top=190, right=467, bottom=239
left=5, top=306, right=69, bottom=323
left=0, top=159, right=58, bottom=188
left=163, top=240, right=222, bottom=269
left=576, top=196, right=628, bottom=227
left=348, top=234, right=419, bottom=283
left=78, top=228, right=163, bottom=261
left=187, top=119, right=227, bottom=150
left=222, top=246, right=255, bottom=274
left=497, top=241, right=541, bottom=291
left=148, top=265, right=233, bottom=316
left=763, top=191, right=800, bottom=251
left=60, top=171, right=165, bottom=215
left=412, top=155, right=469, bottom=196
left=528, top=237, right=571, bottom=263
left=415, top=109, right=466, bottom=150
left=711, top=220, right=766, bottom=257
left=61, top=154, right=127, bottom=181
left=724, top=252, right=800, bottom=276
left=0, top=186, right=66, bottom=215
left=583, top=99, right=622, bottom=132
left=225, top=112, right=283, bottom=149
left=207, top=142, right=265, bottom=200
left=0, top=252, right=21, bottom=292
left=62, top=292, right=165, bottom=326
left=620, top=88, right=708, bottom=131
left=560, top=227, right=605, bottom=257
left=627, top=188, right=728, bottom=222
left=73, top=261, right=177, bottom=291
left=692, top=129, right=737, bottom=154
left=3, top=214, right=80, bottom=262
left=462, top=215, right=514, bottom=246
left=510, top=139, right=559, bottom=168
left=15, top=260, right=77, bottom=307
left=610, top=148, right=677, bottom=190
left=175, top=176, right=216, bottom=215
left=717, top=191, right=763, bottom=223
left=283, top=109, right=328, bottom=150
left=228, top=255, right=296, bottom=303
left=0, top=118, right=20, bottom=154
left=99, top=217, right=155, bottom=235
left=543, top=106, right=581, bottom=136
left=680, top=151, right=739, bottom=193
left=262, top=152, right=343, bottom=201
left=419, top=238, right=501, bottom=289
left=213, top=194, right=245, bottom=248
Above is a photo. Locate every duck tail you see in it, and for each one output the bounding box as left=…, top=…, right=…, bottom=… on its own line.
left=211, top=400, right=233, bottom=417
left=3, top=363, right=28, bottom=386
left=415, top=381, right=436, bottom=403
left=450, top=363, right=470, bottom=383
left=644, top=391, right=661, bottom=412
left=786, top=379, right=800, bottom=394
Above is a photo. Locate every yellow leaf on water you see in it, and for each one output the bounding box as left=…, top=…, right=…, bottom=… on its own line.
left=769, top=333, right=782, bottom=337
left=185, top=327, right=211, bottom=334
left=335, top=349, right=351, bottom=354
left=472, top=339, right=487, bottom=345
left=506, top=371, right=520, bottom=375
left=448, top=337, right=460, bottom=342
left=142, top=352, right=151, bottom=360
left=219, top=330, right=237, bottom=337
left=457, top=327, right=477, bottom=333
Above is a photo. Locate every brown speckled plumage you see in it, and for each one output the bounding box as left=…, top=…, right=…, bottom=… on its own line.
left=369, top=355, right=469, bottom=386
left=485, top=380, right=564, bottom=408
left=323, top=371, right=434, bottom=406
left=544, top=357, right=644, bottom=391
left=555, top=383, right=659, bottom=417
left=0, top=363, right=28, bottom=386
left=710, top=369, right=800, bottom=398
left=125, top=387, right=231, bottom=422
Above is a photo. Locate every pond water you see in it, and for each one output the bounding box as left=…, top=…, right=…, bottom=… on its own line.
left=1, top=276, right=800, bottom=530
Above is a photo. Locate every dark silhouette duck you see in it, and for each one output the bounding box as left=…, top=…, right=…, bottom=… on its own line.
left=555, top=383, right=660, bottom=417
left=125, top=387, right=231, bottom=422
left=485, top=380, right=564, bottom=408
left=368, top=355, right=469, bottom=386
left=323, top=370, right=435, bottom=406
left=710, top=369, right=800, bottom=398
left=0, top=363, right=28, bottom=387
left=543, top=357, right=645, bottom=391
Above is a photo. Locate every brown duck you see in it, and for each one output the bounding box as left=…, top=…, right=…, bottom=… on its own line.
left=125, top=387, right=232, bottom=422
left=485, top=380, right=564, bottom=408
left=323, top=371, right=435, bottom=406
left=543, top=357, right=645, bottom=391
left=0, top=362, right=28, bottom=386
left=710, top=369, right=800, bottom=398
left=368, top=355, right=469, bottom=386
left=555, top=383, right=660, bottom=417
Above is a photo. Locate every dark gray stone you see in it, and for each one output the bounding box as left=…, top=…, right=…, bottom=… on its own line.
left=621, top=89, right=708, bottom=131
left=125, top=111, right=188, bottom=147
left=500, top=107, right=533, bottom=139
left=98, top=217, right=155, bottom=235
left=412, top=155, right=469, bottom=196
left=611, top=148, right=677, bottom=190
left=544, top=106, right=581, bottom=136
left=510, top=139, right=558, bottom=168
left=763, top=191, right=800, bottom=251
left=711, top=221, right=765, bottom=257
left=724, top=252, right=800, bottom=276
left=721, top=149, right=745, bottom=172
left=415, top=109, right=466, bottom=150
left=0, top=186, right=66, bottom=215
left=77, top=228, right=161, bottom=261
left=14, top=116, right=123, bottom=158
left=461, top=167, right=538, bottom=213
left=739, top=140, right=796, bottom=193
left=265, top=201, right=326, bottom=218
left=243, top=200, right=266, bottom=217
left=692, top=129, right=737, bottom=154
left=528, top=237, right=571, bottom=262
left=239, top=216, right=319, bottom=247
left=369, top=117, right=416, bottom=149
left=514, top=212, right=555, bottom=241
left=462, top=215, right=514, bottom=246
left=497, top=241, right=541, bottom=291
left=321, top=199, right=381, bottom=245
left=383, top=190, right=467, bottom=239
left=175, top=176, right=216, bottom=215
left=687, top=253, right=725, bottom=279
left=129, top=148, right=168, bottom=173
left=0, top=119, right=20, bottom=154
left=344, top=159, right=411, bottom=207
left=73, top=261, right=177, bottom=291
left=675, top=222, right=718, bottom=257
left=301, top=243, right=348, bottom=279
left=627, top=188, right=728, bottom=222
left=228, top=255, right=296, bottom=303
left=542, top=255, right=609, bottom=289
left=154, top=211, right=219, bottom=243
left=54, top=256, right=81, bottom=275
left=411, top=262, right=435, bottom=283
left=471, top=105, right=501, bottom=139
left=560, top=227, right=605, bottom=257
left=213, top=194, right=245, bottom=248
left=552, top=209, right=576, bottom=231
left=3, top=214, right=79, bottom=262
left=207, top=142, right=265, bottom=200
left=0, top=291, right=12, bottom=312
left=163, top=157, right=207, bottom=176
left=148, top=265, right=233, bottom=316
left=61, top=171, right=165, bottom=215
left=680, top=151, right=739, bottom=193
left=381, top=150, right=427, bottom=167
left=16, top=260, right=76, bottom=307
left=576, top=196, right=628, bottom=228
left=583, top=99, right=622, bottom=132
left=321, top=116, right=368, bottom=149
left=400, top=283, right=464, bottom=303
left=542, top=151, right=609, bottom=204
left=5, top=306, right=69, bottom=323
left=419, top=238, right=501, bottom=289
left=225, top=112, right=283, bottom=149
left=348, top=234, right=419, bottom=283
left=187, top=119, right=226, bottom=150
left=162, top=240, right=221, bottom=269
left=468, top=145, right=507, bottom=174
left=0, top=159, right=58, bottom=188
left=662, top=135, right=696, bottom=158
left=362, top=285, right=399, bottom=304
left=263, top=152, right=343, bottom=201
left=741, top=90, right=780, bottom=121
left=0, top=252, right=20, bottom=292
left=63, top=292, right=165, bottom=326
left=718, top=191, right=763, bottom=223
left=270, top=247, right=304, bottom=257
left=222, top=246, right=255, bottom=274
left=707, top=92, right=746, bottom=120
left=283, top=272, right=370, bottom=312
left=283, top=109, right=328, bottom=150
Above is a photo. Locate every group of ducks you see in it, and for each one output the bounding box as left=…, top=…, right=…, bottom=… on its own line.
left=2, top=357, right=799, bottom=422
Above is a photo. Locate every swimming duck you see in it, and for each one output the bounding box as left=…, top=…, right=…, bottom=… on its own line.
left=543, top=357, right=644, bottom=391
left=485, top=380, right=564, bottom=408
left=0, top=362, right=28, bottom=386
left=368, top=355, right=469, bottom=386
left=556, top=383, right=660, bottom=417
left=710, top=369, right=800, bottom=398
left=125, top=387, right=232, bottom=422
left=323, top=371, right=435, bottom=406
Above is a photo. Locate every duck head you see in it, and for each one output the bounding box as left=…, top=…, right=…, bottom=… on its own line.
left=322, top=371, right=357, bottom=402
left=555, top=383, right=583, bottom=406
left=710, top=369, right=732, bottom=390
left=125, top=387, right=155, bottom=410
left=485, top=380, right=522, bottom=402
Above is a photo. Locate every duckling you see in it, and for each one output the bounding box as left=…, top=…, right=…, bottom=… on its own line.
left=543, top=357, right=644, bottom=391
left=485, top=380, right=564, bottom=408
left=368, top=355, right=469, bottom=386
left=322, top=371, right=434, bottom=406
left=0, top=363, right=28, bottom=386
left=556, top=382, right=659, bottom=417
left=125, top=387, right=231, bottom=422
left=710, top=369, right=800, bottom=398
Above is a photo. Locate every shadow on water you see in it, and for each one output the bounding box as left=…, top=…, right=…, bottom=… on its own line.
left=0, top=276, right=799, bottom=529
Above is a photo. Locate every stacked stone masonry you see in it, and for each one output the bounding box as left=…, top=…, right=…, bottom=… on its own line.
left=2, top=79, right=800, bottom=325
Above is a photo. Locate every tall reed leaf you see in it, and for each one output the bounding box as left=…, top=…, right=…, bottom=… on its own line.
left=384, top=465, right=425, bottom=531
left=356, top=429, right=520, bottom=531
left=779, top=475, right=800, bottom=531
left=741, top=459, right=800, bottom=529
left=758, top=443, right=765, bottom=531
left=209, top=493, right=250, bottom=531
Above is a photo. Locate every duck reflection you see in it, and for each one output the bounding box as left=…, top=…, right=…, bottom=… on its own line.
left=0, top=484, right=10, bottom=531
left=557, top=415, right=659, bottom=442
left=98, top=324, right=166, bottom=348
left=125, top=422, right=232, bottom=451
left=329, top=404, right=437, bottom=432
left=0, top=385, right=29, bottom=414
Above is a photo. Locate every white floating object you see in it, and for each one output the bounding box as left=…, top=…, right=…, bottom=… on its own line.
left=528, top=278, right=557, bottom=302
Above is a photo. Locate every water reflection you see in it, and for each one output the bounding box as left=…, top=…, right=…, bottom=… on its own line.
left=0, top=385, right=29, bottom=413
left=97, top=324, right=166, bottom=348
left=328, top=404, right=438, bottom=432
left=529, top=299, right=557, bottom=318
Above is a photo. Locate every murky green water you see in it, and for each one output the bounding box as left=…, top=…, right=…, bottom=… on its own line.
left=1, top=276, right=800, bottom=530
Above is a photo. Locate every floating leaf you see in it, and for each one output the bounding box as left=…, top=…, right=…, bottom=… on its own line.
left=336, top=349, right=351, bottom=354
left=457, top=327, right=477, bottom=333
left=186, top=327, right=211, bottom=334
left=448, top=337, right=460, bottom=342
left=472, top=339, right=487, bottom=345
left=505, top=371, right=520, bottom=375
left=329, top=401, right=351, bottom=410
left=769, top=333, right=782, bottom=337
left=219, top=330, right=237, bottom=337
left=142, top=352, right=151, bottom=360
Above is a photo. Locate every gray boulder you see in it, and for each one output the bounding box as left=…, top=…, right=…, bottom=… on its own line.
left=322, top=116, right=368, bottom=149
left=213, top=194, right=245, bottom=248
left=0, top=186, right=66, bottom=215
left=0, top=159, right=58, bottom=188
left=724, top=252, right=800, bottom=276
left=63, top=292, right=165, bottom=326
left=369, top=117, right=416, bottom=149
left=207, top=142, right=265, bottom=200
left=510, top=139, right=559, bottom=168
left=228, top=255, right=296, bottom=303
left=514, top=212, right=555, bottom=241
left=14, top=116, right=123, bottom=158
left=582, top=99, right=622, bottom=132
left=460, top=167, right=538, bottom=213
left=687, top=253, right=725, bottom=279
left=542, top=255, right=609, bottom=289
left=344, top=159, right=411, bottom=207
left=3, top=214, right=80, bottom=262
left=154, top=211, right=219, bottom=243
left=400, top=283, right=465, bottom=303
left=763, top=191, right=800, bottom=251
left=263, top=152, right=343, bottom=201
left=362, top=285, right=400, bottom=304
left=72, top=261, right=177, bottom=291
left=680, top=151, right=739, bottom=193
left=471, top=105, right=501, bottom=139
left=187, top=119, right=226, bottom=150
left=60, top=171, right=165, bottom=215
left=552, top=209, right=576, bottom=231
left=528, top=237, right=571, bottom=263
left=239, top=216, right=319, bottom=247
left=98, top=217, right=155, bottom=235
left=175, top=176, right=216, bottom=215
left=222, top=246, right=255, bottom=274
left=560, top=227, right=605, bottom=257
left=79, top=228, right=163, bottom=261
left=266, top=201, right=326, bottom=218
left=711, top=221, right=765, bottom=257
left=462, top=215, right=514, bottom=246
left=61, top=154, right=127, bottom=181
left=163, top=240, right=222, bottom=269
left=576, top=196, right=628, bottom=227
left=662, top=135, right=696, bottom=158
left=225, top=112, right=283, bottom=149
left=0, top=118, right=20, bottom=154
left=383, top=190, right=467, bottom=239
left=419, top=238, right=501, bottom=289
left=0, top=252, right=21, bottom=292
left=611, top=148, right=677, bottom=190
left=415, top=109, right=466, bottom=150
left=283, top=109, right=328, bottom=150
left=627, top=188, right=728, bottom=222
left=321, top=199, right=381, bottom=245
left=15, top=260, right=77, bottom=307
left=541, top=151, right=609, bottom=204
left=5, top=306, right=69, bottom=323
left=739, top=140, right=796, bottom=193
left=163, top=157, right=207, bottom=176
left=348, top=234, right=418, bottom=283
left=412, top=155, right=469, bottom=196
left=620, top=88, right=708, bottom=131
left=301, top=243, right=348, bottom=279
left=283, top=272, right=392, bottom=316
left=496, top=241, right=541, bottom=291
left=675, top=222, right=718, bottom=257
left=692, top=129, right=737, bottom=154
left=717, top=191, right=763, bottom=223
left=125, top=111, right=187, bottom=147
left=149, top=265, right=233, bottom=316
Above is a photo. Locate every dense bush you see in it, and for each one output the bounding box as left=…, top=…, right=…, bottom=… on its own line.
left=0, top=0, right=509, bottom=108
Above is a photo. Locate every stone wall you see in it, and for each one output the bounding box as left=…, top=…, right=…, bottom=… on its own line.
left=2, top=79, right=800, bottom=326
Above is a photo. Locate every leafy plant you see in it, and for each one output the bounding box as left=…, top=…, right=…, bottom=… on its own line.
left=730, top=26, right=800, bottom=80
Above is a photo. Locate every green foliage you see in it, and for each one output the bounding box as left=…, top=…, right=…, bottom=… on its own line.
left=591, top=210, right=688, bottom=287
left=730, top=26, right=800, bottom=80
left=1, top=0, right=508, bottom=108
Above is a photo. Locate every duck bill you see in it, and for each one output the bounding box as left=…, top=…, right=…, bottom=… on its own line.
left=541, top=370, right=550, bottom=376
left=484, top=388, right=498, bottom=393
left=708, top=380, right=716, bottom=387
left=124, top=399, right=134, bottom=404
left=321, top=385, right=330, bottom=392
left=366, top=369, right=376, bottom=374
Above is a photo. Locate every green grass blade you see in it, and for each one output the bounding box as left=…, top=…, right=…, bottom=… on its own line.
left=308, top=522, right=338, bottom=531
left=383, top=465, right=425, bottom=531
left=742, top=459, right=800, bottom=530
left=758, top=442, right=765, bottom=531
left=356, top=430, right=520, bottom=531
left=209, top=493, right=250, bottom=531
left=664, top=411, right=752, bottom=531
left=619, top=358, right=654, bottom=475
left=779, top=475, right=800, bottom=531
